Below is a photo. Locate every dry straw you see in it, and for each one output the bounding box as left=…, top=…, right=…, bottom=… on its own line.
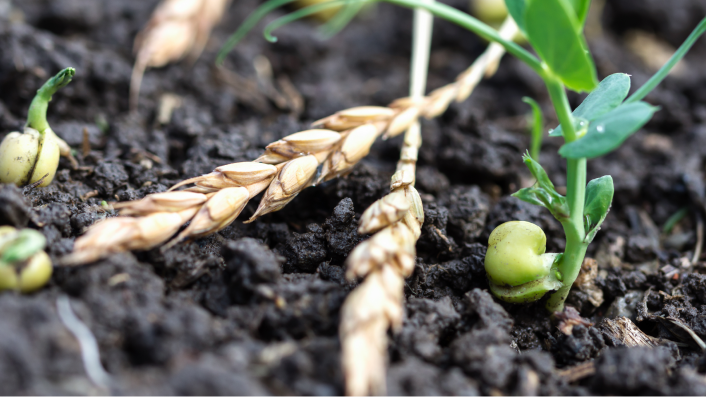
left=64, top=18, right=518, bottom=273
left=130, top=0, right=232, bottom=110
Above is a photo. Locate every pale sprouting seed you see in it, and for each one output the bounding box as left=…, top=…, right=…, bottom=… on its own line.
left=0, top=250, right=53, bottom=293
left=0, top=68, right=76, bottom=187
left=0, top=227, right=52, bottom=294
left=0, top=129, right=60, bottom=187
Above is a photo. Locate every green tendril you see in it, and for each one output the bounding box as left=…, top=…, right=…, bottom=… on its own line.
left=263, top=0, right=351, bottom=42
left=627, top=16, right=706, bottom=103
left=217, top=0, right=301, bottom=64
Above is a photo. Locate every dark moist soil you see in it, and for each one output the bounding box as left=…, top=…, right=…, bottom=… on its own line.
left=1, top=0, right=706, bottom=395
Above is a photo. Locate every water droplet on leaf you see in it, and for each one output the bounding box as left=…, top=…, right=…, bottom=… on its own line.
left=573, top=117, right=589, bottom=138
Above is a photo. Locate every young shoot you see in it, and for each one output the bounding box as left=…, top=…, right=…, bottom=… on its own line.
left=0, top=67, right=76, bottom=187
left=0, top=226, right=52, bottom=293
left=222, top=0, right=706, bottom=312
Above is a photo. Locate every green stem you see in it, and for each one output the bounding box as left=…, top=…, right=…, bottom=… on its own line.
left=384, top=0, right=542, bottom=73
left=545, top=234, right=587, bottom=311
left=26, top=67, right=75, bottom=134
left=544, top=76, right=587, bottom=312
left=255, top=0, right=543, bottom=74
left=626, top=16, right=706, bottom=103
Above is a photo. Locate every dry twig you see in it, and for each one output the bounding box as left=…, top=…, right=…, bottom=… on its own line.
left=131, top=0, right=231, bottom=110
left=63, top=18, right=517, bottom=269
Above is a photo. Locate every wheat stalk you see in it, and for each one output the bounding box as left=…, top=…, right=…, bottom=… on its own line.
left=63, top=18, right=517, bottom=268
left=337, top=0, right=432, bottom=392
left=130, top=0, right=231, bottom=110
left=338, top=14, right=518, bottom=397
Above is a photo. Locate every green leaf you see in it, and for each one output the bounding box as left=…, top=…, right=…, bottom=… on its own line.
left=512, top=153, right=570, bottom=221
left=550, top=73, right=631, bottom=137
left=504, top=0, right=526, bottom=33
left=505, top=0, right=590, bottom=33
left=583, top=175, right=614, bottom=243
left=559, top=102, right=658, bottom=159
left=567, top=0, right=591, bottom=26
left=524, top=0, right=598, bottom=92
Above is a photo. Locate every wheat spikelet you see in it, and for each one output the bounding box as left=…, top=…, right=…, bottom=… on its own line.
left=67, top=207, right=200, bottom=265
left=63, top=17, right=517, bottom=267
left=357, top=189, right=409, bottom=235
left=338, top=15, right=518, bottom=397
left=339, top=120, right=423, bottom=396
left=130, top=0, right=231, bottom=110
left=340, top=265, right=405, bottom=395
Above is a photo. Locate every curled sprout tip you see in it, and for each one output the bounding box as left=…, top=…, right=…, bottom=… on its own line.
left=217, top=0, right=301, bottom=63
left=262, top=0, right=351, bottom=44
left=40, top=67, right=76, bottom=98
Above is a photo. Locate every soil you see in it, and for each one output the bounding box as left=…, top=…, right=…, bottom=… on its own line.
left=1, top=0, right=706, bottom=395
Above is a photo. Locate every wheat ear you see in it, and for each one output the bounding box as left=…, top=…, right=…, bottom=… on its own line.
left=338, top=15, right=519, bottom=397
left=62, top=17, right=517, bottom=266
left=130, top=0, right=232, bottom=110
left=338, top=0, right=432, bottom=392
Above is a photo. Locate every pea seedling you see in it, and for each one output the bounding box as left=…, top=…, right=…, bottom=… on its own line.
left=0, top=68, right=75, bottom=187
left=230, top=0, right=706, bottom=312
